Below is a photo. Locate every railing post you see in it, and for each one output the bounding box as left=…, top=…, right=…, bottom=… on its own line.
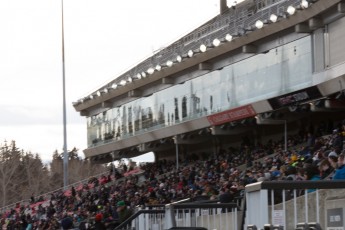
left=245, top=182, right=269, bottom=228
left=164, top=204, right=176, bottom=229
left=137, top=206, right=145, bottom=230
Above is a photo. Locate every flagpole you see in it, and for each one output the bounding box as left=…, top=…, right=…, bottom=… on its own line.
left=61, top=0, right=68, bottom=189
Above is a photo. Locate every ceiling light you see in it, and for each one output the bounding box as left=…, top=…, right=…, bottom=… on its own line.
left=187, top=50, right=194, bottom=58
left=200, top=44, right=207, bottom=52
left=212, top=38, right=221, bottom=47
left=147, top=67, right=155, bottom=75
left=155, top=65, right=162, bottom=71
left=270, top=14, right=278, bottom=23
left=166, top=60, right=173, bottom=67
left=225, top=34, right=233, bottom=42
left=176, top=55, right=182, bottom=62
left=255, top=20, right=264, bottom=29
left=287, top=6, right=296, bottom=15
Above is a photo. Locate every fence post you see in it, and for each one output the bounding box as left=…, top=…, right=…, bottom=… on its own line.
left=164, top=204, right=176, bottom=229
left=245, top=182, right=269, bottom=228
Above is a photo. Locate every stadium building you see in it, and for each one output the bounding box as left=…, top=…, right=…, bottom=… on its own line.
left=73, top=0, right=345, bottom=165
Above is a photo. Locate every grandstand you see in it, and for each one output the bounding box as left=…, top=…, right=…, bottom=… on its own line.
left=73, top=0, right=345, bottom=165
left=1, top=0, right=345, bottom=229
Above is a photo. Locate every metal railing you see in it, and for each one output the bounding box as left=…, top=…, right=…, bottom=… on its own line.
left=245, top=180, right=345, bottom=230
left=115, top=199, right=242, bottom=230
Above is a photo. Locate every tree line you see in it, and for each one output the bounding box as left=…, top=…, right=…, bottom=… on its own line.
left=0, top=140, right=106, bottom=207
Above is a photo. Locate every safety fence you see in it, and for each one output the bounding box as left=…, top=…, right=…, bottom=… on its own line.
left=115, top=200, right=242, bottom=230
left=245, top=180, right=345, bottom=230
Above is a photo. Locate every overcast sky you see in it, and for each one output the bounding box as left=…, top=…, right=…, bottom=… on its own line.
left=0, top=0, right=234, bottom=163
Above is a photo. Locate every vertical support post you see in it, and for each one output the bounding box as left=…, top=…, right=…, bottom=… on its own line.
left=305, top=190, right=308, bottom=223
left=175, top=141, right=179, bottom=170
left=294, top=189, right=297, bottom=228
left=164, top=204, right=176, bottom=229
left=245, top=182, right=268, bottom=228
left=316, top=190, right=320, bottom=223
left=284, top=120, right=287, bottom=152
left=61, top=0, right=68, bottom=189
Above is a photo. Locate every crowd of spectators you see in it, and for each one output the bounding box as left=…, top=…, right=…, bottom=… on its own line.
left=0, top=119, right=344, bottom=229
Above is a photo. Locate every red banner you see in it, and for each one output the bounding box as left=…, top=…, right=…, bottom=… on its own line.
left=207, top=105, right=256, bottom=126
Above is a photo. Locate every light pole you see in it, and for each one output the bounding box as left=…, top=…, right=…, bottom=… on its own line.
left=61, top=0, right=68, bottom=189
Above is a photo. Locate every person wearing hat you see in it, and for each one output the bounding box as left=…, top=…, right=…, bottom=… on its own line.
left=93, top=213, right=106, bottom=230
left=114, top=200, right=133, bottom=228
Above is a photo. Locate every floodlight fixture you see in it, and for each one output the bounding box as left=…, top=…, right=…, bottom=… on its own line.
left=103, top=87, right=109, bottom=94
left=176, top=55, right=182, bottom=63
left=111, top=83, right=118, bottom=89
left=227, top=0, right=237, bottom=9
left=96, top=90, right=102, bottom=97
left=212, top=38, right=221, bottom=47
left=200, top=44, right=207, bottom=53
left=255, top=20, right=264, bottom=29
left=127, top=77, right=133, bottom=83
left=155, top=64, right=162, bottom=71
left=147, top=67, right=155, bottom=75
left=301, top=0, right=309, bottom=9
left=89, top=94, right=94, bottom=100
left=187, top=50, right=194, bottom=58
left=287, top=5, right=296, bottom=15
left=225, top=33, right=234, bottom=42
left=141, top=71, right=147, bottom=78
left=270, top=14, right=279, bottom=23
left=166, top=60, right=173, bottom=67
left=136, top=73, right=142, bottom=79
left=119, top=79, right=127, bottom=86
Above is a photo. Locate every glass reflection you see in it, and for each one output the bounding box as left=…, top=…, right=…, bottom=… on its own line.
left=87, top=36, right=313, bottom=147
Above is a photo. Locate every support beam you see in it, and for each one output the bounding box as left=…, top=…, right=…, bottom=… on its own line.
left=295, top=23, right=311, bottom=33
left=242, top=44, right=257, bottom=53
left=128, top=89, right=142, bottom=97
left=198, top=62, right=212, bottom=70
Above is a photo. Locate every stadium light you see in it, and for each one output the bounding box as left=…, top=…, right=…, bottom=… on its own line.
left=127, top=76, right=133, bottom=83
left=200, top=44, right=207, bottom=53
left=212, top=38, right=221, bottom=47
left=141, top=71, right=147, bottom=78
left=176, top=55, right=182, bottom=62
left=119, top=79, right=127, bottom=86
left=96, top=90, right=102, bottom=97
left=225, top=33, right=238, bottom=42
left=255, top=20, right=264, bottom=29
left=136, top=73, right=142, bottom=79
left=166, top=60, right=173, bottom=67
left=301, top=0, right=309, bottom=9
left=111, top=83, right=118, bottom=89
left=147, top=67, right=155, bottom=75
left=103, top=87, right=111, bottom=94
left=287, top=6, right=296, bottom=15
left=270, top=14, right=279, bottom=23
left=155, top=64, right=162, bottom=71
left=187, top=50, right=194, bottom=58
